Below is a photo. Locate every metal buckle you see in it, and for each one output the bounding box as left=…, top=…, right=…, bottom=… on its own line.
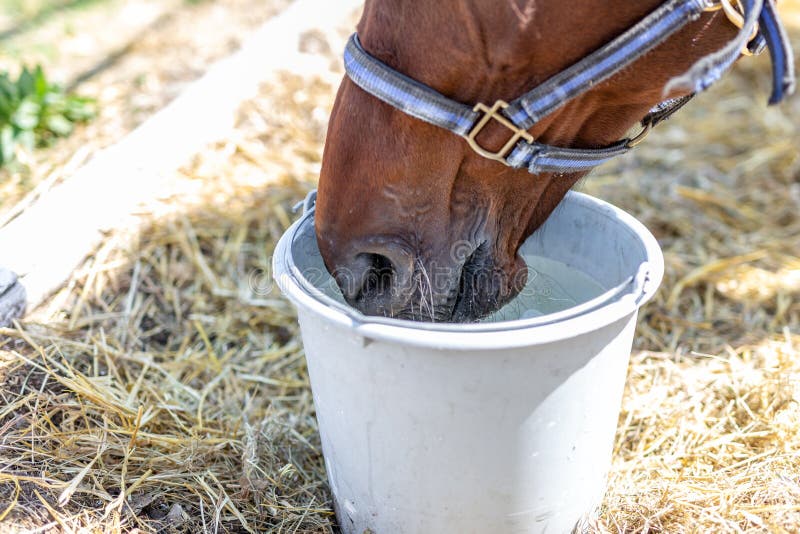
left=703, top=0, right=759, bottom=56
left=626, top=121, right=653, bottom=148
left=465, top=100, right=534, bottom=165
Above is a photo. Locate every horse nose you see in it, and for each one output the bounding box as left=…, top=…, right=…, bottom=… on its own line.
left=332, top=241, right=415, bottom=316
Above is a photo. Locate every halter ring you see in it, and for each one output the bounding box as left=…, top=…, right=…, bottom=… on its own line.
left=704, top=0, right=760, bottom=55
left=626, top=121, right=654, bottom=148
left=465, top=100, right=534, bottom=165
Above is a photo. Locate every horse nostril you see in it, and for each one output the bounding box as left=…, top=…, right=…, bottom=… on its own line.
left=358, top=253, right=395, bottom=298
left=332, top=243, right=415, bottom=315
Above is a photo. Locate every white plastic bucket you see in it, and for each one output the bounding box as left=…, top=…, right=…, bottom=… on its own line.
left=273, top=190, right=663, bottom=534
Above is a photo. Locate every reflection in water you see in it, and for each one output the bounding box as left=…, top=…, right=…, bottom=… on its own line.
left=482, top=255, right=605, bottom=323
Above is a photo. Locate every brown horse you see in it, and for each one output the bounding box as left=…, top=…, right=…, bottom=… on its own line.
left=314, top=0, right=782, bottom=322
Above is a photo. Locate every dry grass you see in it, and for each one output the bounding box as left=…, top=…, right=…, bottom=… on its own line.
left=0, top=71, right=333, bottom=532
left=1, top=7, right=800, bottom=534
left=582, top=11, right=800, bottom=530
left=598, top=337, right=800, bottom=532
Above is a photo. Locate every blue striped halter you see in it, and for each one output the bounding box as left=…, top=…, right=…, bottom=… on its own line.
left=343, top=0, right=794, bottom=175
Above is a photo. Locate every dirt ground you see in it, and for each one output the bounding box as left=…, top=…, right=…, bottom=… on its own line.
left=1, top=2, right=800, bottom=533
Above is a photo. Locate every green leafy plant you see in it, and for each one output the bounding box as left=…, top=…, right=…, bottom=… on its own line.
left=0, top=65, right=96, bottom=167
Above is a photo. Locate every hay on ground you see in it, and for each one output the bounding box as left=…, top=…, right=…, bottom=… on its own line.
left=1, top=8, right=800, bottom=534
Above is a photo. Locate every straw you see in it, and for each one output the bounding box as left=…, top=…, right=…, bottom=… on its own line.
left=1, top=11, right=799, bottom=534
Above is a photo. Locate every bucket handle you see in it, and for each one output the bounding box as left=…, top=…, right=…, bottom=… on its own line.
left=630, top=261, right=654, bottom=305
left=293, top=190, right=318, bottom=215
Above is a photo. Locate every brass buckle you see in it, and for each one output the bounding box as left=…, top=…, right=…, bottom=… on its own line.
left=465, top=100, right=534, bottom=165
left=626, top=121, right=653, bottom=148
left=703, top=0, right=759, bottom=56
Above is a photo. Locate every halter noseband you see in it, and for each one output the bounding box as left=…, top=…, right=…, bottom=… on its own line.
left=343, top=0, right=794, bottom=175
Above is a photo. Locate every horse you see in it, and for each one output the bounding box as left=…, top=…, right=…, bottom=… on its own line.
left=314, top=0, right=794, bottom=322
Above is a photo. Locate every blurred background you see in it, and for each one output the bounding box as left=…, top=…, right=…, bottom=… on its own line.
left=0, top=0, right=292, bottom=216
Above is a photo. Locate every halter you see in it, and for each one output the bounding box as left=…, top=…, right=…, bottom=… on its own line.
left=343, top=0, right=794, bottom=175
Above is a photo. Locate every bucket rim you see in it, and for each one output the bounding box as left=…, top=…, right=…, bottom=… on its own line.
left=273, top=191, right=664, bottom=350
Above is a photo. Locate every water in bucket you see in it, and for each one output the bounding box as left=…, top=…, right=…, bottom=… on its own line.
left=482, top=254, right=605, bottom=322
left=301, top=239, right=605, bottom=322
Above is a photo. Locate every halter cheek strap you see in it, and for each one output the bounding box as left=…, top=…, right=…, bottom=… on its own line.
left=760, top=0, right=796, bottom=104
left=343, top=0, right=794, bottom=176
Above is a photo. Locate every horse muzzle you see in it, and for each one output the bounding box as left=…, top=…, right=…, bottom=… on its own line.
left=322, top=235, right=527, bottom=322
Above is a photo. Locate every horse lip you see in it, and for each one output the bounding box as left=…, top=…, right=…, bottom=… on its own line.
left=448, top=247, right=481, bottom=322
left=449, top=289, right=470, bottom=322
left=447, top=244, right=525, bottom=323
left=388, top=252, right=473, bottom=323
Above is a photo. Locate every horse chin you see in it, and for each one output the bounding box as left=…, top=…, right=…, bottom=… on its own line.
left=404, top=246, right=522, bottom=323
left=448, top=261, right=525, bottom=324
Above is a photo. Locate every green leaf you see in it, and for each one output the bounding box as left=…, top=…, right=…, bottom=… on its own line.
left=45, top=114, right=73, bottom=137
left=17, top=67, right=35, bottom=98
left=12, top=99, right=40, bottom=130
left=33, top=65, right=49, bottom=98
left=42, top=90, right=65, bottom=109
left=0, top=64, right=96, bottom=169
left=65, top=96, right=96, bottom=121
left=0, top=91, right=10, bottom=122
left=0, top=73, right=14, bottom=97
left=0, top=124, right=14, bottom=165
left=16, top=128, right=35, bottom=150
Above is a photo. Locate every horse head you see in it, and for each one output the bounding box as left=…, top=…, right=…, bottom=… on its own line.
left=315, top=0, right=793, bottom=322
